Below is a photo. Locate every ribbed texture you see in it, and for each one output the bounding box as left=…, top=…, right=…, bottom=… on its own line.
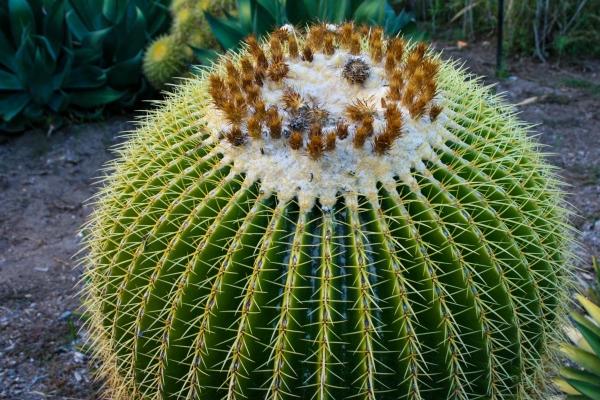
left=83, top=38, right=574, bottom=400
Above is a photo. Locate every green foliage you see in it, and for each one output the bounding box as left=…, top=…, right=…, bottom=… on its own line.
left=199, top=0, right=419, bottom=63
left=141, top=0, right=234, bottom=90
left=83, top=25, right=574, bottom=399
left=0, top=0, right=170, bottom=133
left=408, top=0, right=600, bottom=59
left=557, top=258, right=600, bottom=399
left=65, top=0, right=171, bottom=106
left=0, top=0, right=72, bottom=132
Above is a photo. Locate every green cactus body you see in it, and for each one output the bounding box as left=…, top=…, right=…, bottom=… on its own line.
left=143, top=34, right=191, bottom=89
left=171, top=0, right=233, bottom=48
left=143, top=0, right=234, bottom=89
left=84, top=24, right=574, bottom=399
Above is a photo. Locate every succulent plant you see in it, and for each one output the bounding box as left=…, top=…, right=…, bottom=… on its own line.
left=84, top=24, right=574, bottom=399
left=142, top=0, right=234, bottom=91
left=556, top=257, right=600, bottom=399
left=66, top=0, right=171, bottom=107
left=171, top=1, right=227, bottom=50
left=143, top=35, right=191, bottom=89
left=0, top=0, right=73, bottom=132
left=0, top=0, right=170, bottom=132
left=201, top=0, right=418, bottom=60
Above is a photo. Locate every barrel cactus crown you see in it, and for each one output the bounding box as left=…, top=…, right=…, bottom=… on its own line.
left=143, top=35, right=190, bottom=89
left=84, top=23, right=574, bottom=400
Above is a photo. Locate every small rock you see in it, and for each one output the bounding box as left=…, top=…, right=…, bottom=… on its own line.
left=59, top=311, right=72, bottom=321
left=64, top=149, right=80, bottom=165
left=73, top=351, right=85, bottom=363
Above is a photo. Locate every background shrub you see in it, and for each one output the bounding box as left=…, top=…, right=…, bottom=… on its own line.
left=398, top=0, right=600, bottom=59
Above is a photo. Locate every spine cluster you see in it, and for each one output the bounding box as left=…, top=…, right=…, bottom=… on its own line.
left=207, top=24, right=444, bottom=159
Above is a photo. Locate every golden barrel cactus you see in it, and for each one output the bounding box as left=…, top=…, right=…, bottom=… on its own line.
left=84, top=23, right=574, bottom=399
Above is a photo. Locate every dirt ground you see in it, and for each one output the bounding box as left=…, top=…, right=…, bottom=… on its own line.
left=0, top=41, right=599, bottom=399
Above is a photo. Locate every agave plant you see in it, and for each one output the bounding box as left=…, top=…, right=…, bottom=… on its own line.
left=0, top=0, right=73, bottom=131
left=83, top=24, right=574, bottom=399
left=197, top=0, right=418, bottom=62
left=0, top=0, right=169, bottom=133
left=66, top=0, right=171, bottom=107
left=556, top=257, right=600, bottom=399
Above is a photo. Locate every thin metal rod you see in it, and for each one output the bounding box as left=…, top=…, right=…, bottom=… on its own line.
left=496, top=0, right=505, bottom=75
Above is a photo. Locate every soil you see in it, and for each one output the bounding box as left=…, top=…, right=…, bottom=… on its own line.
left=0, top=41, right=599, bottom=399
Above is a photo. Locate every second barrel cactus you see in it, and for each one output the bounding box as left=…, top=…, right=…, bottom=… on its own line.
left=84, top=23, right=574, bottom=399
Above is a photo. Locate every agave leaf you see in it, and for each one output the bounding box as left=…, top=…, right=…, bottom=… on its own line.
left=191, top=47, right=220, bottom=66
left=555, top=377, right=584, bottom=395
left=115, top=77, right=146, bottom=107
left=565, top=378, right=600, bottom=400
left=141, top=0, right=170, bottom=36
left=29, top=45, right=57, bottom=104
left=0, top=30, right=15, bottom=69
left=353, top=0, right=386, bottom=26
left=318, top=0, right=351, bottom=23
left=8, top=0, right=35, bottom=44
left=70, top=87, right=124, bottom=108
left=205, top=12, right=245, bottom=50
left=572, top=311, right=600, bottom=357
left=106, top=52, right=142, bottom=87
left=80, top=27, right=113, bottom=54
left=115, top=5, right=146, bottom=60
left=65, top=9, right=111, bottom=43
left=255, top=0, right=284, bottom=25
left=578, top=294, right=600, bottom=324
left=285, top=0, right=317, bottom=25
left=64, top=65, right=106, bottom=89
left=67, top=0, right=101, bottom=30
left=562, top=366, right=600, bottom=388
left=252, top=1, right=277, bottom=37
left=21, top=102, right=44, bottom=121
left=102, top=0, right=128, bottom=24
left=64, top=9, right=86, bottom=41
left=34, top=35, right=59, bottom=62
left=0, top=92, right=30, bottom=121
left=0, top=70, right=22, bottom=90
left=13, top=36, right=34, bottom=86
left=383, top=8, right=416, bottom=36
left=72, top=46, right=103, bottom=65
left=561, top=343, right=600, bottom=377
left=48, top=91, right=69, bottom=112
left=43, top=0, right=67, bottom=52
left=52, top=48, right=74, bottom=90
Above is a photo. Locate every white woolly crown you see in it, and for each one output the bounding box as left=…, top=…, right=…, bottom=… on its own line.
left=203, top=24, right=447, bottom=209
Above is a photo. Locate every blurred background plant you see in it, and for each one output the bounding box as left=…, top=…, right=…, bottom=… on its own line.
left=196, top=0, right=419, bottom=64
left=143, top=0, right=234, bottom=89
left=555, top=257, right=600, bottom=399
left=396, top=0, right=600, bottom=61
left=0, top=0, right=170, bottom=133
